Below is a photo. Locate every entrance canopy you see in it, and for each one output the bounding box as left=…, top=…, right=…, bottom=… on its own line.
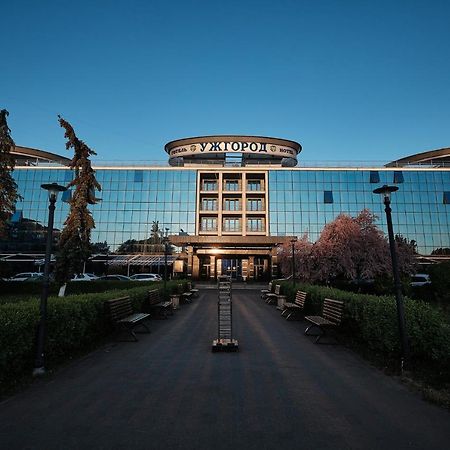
left=107, top=254, right=177, bottom=266
left=170, top=235, right=295, bottom=246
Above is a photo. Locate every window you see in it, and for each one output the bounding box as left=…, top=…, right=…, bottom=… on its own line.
left=224, top=180, right=239, bottom=191
left=393, top=171, right=404, bottom=184
left=10, top=210, right=23, bottom=223
left=201, top=217, right=217, bottom=231
left=201, top=198, right=218, bottom=211
left=247, top=198, right=263, bottom=211
left=134, top=170, right=143, bottom=183
left=224, top=199, right=241, bottom=211
left=203, top=180, right=218, bottom=191
left=61, top=190, right=72, bottom=203
left=247, top=180, right=262, bottom=191
left=324, top=191, right=333, bottom=204
left=247, top=218, right=264, bottom=232
left=223, top=218, right=241, bottom=232
left=64, top=170, right=73, bottom=182
left=369, top=171, right=380, bottom=183
left=444, top=192, right=450, bottom=205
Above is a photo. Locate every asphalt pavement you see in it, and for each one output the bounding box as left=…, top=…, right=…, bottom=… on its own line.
left=0, top=288, right=449, bottom=450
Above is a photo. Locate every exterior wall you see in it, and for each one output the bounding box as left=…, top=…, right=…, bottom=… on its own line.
left=269, top=168, right=450, bottom=255
left=2, top=167, right=196, bottom=253
left=197, top=169, right=268, bottom=237
left=1, top=165, right=450, bottom=259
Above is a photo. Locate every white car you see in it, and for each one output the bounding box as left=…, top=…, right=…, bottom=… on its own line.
left=410, top=274, right=431, bottom=287
left=129, top=273, right=162, bottom=282
left=71, top=273, right=99, bottom=282
left=8, top=272, right=42, bottom=282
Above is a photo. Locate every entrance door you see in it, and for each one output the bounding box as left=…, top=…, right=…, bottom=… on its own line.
left=200, top=256, right=211, bottom=280
left=222, top=258, right=242, bottom=280
left=254, top=257, right=268, bottom=280
left=200, top=264, right=210, bottom=280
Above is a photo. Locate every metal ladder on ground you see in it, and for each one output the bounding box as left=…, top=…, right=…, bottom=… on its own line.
left=218, top=277, right=232, bottom=339
left=212, top=275, right=238, bottom=351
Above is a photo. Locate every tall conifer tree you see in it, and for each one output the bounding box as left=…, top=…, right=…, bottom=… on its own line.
left=55, top=116, right=101, bottom=282
left=0, top=109, right=21, bottom=237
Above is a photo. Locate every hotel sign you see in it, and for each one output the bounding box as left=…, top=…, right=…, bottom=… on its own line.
left=168, top=140, right=298, bottom=160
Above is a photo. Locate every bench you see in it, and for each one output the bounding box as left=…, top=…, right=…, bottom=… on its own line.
left=260, top=281, right=273, bottom=300
left=304, top=298, right=344, bottom=344
left=105, top=296, right=151, bottom=342
left=266, top=285, right=286, bottom=307
left=179, top=283, right=193, bottom=304
left=148, top=289, right=174, bottom=318
left=187, top=281, right=199, bottom=298
left=281, top=290, right=307, bottom=320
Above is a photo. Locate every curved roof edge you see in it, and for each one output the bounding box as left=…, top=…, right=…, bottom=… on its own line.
left=164, top=135, right=302, bottom=153
left=386, top=147, right=450, bottom=167
left=164, top=135, right=302, bottom=167
left=13, top=146, right=71, bottom=165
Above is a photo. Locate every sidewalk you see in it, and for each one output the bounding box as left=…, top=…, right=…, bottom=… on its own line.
left=1, top=289, right=449, bottom=449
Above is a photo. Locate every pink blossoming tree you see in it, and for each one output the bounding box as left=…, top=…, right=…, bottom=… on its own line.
left=278, top=209, right=416, bottom=284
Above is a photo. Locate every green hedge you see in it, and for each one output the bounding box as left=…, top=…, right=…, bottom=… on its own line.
left=279, top=281, right=450, bottom=378
left=0, top=280, right=187, bottom=392
left=0, top=280, right=158, bottom=303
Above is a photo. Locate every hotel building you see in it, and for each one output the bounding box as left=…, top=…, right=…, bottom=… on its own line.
left=1, top=136, right=450, bottom=280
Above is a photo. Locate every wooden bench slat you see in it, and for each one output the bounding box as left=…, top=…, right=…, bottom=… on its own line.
left=281, top=290, right=307, bottom=320
left=266, top=285, right=282, bottom=305
left=105, top=296, right=151, bottom=342
left=147, top=289, right=174, bottom=318
left=304, top=298, right=344, bottom=344
left=261, top=281, right=273, bottom=299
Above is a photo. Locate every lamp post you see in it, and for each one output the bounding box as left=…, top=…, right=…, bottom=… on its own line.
left=164, top=228, right=169, bottom=291
left=33, top=183, right=67, bottom=376
left=373, top=184, right=409, bottom=371
left=291, top=238, right=297, bottom=287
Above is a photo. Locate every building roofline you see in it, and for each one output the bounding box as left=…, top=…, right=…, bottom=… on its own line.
left=386, top=147, right=450, bottom=167
left=13, top=145, right=71, bottom=165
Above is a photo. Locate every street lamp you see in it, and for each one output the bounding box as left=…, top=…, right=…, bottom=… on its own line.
left=33, top=183, right=67, bottom=376
left=291, top=238, right=297, bottom=287
left=373, top=184, right=409, bottom=371
left=164, top=227, right=170, bottom=291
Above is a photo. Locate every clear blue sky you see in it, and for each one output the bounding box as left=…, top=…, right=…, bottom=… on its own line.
left=2, top=0, right=450, bottom=163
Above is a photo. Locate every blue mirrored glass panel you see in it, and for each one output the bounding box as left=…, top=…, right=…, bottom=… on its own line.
left=269, top=169, right=450, bottom=255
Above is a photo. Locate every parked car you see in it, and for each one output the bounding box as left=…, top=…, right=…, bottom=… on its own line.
left=8, top=272, right=42, bottom=282
left=71, top=273, right=99, bottom=282
left=410, top=274, right=431, bottom=287
left=96, top=275, right=131, bottom=281
left=25, top=274, right=45, bottom=282
left=129, top=273, right=162, bottom=282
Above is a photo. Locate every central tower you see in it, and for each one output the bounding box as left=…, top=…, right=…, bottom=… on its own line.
left=168, top=135, right=300, bottom=281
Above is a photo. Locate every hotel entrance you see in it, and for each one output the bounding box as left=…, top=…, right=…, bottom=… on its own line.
left=221, top=258, right=242, bottom=280
left=195, top=253, right=272, bottom=281
left=171, top=235, right=294, bottom=281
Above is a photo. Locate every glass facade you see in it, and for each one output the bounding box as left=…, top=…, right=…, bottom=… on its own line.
left=2, top=166, right=449, bottom=256
left=269, top=169, right=450, bottom=254
left=7, top=168, right=196, bottom=252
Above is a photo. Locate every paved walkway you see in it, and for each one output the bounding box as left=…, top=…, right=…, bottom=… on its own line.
left=1, top=289, right=449, bottom=450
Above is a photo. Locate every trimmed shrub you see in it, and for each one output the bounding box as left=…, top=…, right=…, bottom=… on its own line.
left=280, top=281, right=450, bottom=378
left=0, top=280, right=187, bottom=392
left=429, top=262, right=450, bottom=303
left=0, top=280, right=152, bottom=301
left=0, top=280, right=172, bottom=305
